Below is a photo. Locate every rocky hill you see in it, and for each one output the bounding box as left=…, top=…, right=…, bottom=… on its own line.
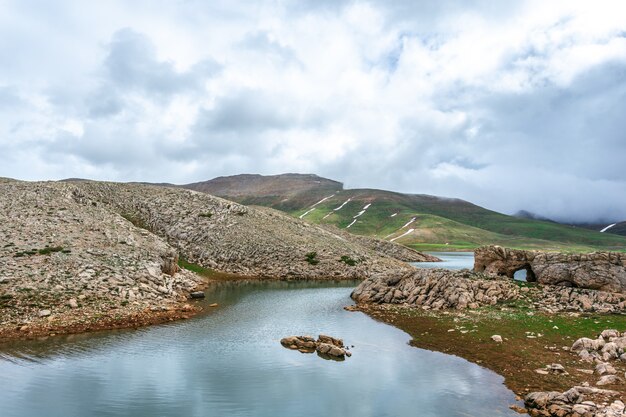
left=179, top=174, right=626, bottom=252
left=0, top=179, right=415, bottom=340
left=184, top=173, right=342, bottom=210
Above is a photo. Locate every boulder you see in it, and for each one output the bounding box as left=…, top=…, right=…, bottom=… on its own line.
left=189, top=291, right=205, bottom=299
left=474, top=245, right=626, bottom=293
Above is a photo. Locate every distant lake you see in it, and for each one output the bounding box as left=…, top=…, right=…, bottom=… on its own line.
left=0, top=280, right=520, bottom=417
left=414, top=251, right=528, bottom=281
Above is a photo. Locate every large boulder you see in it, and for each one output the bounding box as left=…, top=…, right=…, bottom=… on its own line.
left=474, top=245, right=626, bottom=293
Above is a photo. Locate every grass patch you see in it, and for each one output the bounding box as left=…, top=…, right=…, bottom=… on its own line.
left=199, top=212, right=213, bottom=218
left=120, top=212, right=150, bottom=231
left=339, top=255, right=358, bottom=266
left=38, top=246, right=64, bottom=255
left=305, top=252, right=319, bottom=265
left=177, top=258, right=245, bottom=281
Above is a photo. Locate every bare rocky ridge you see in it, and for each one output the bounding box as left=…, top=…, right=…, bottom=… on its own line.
left=0, top=180, right=204, bottom=339
left=71, top=181, right=413, bottom=279
left=1, top=180, right=416, bottom=340
left=475, top=245, right=626, bottom=293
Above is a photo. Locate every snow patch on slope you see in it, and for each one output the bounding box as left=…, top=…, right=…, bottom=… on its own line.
left=333, top=198, right=352, bottom=211
left=299, top=208, right=316, bottom=219
left=390, top=229, right=414, bottom=242
left=310, top=194, right=336, bottom=208
left=600, top=223, right=617, bottom=233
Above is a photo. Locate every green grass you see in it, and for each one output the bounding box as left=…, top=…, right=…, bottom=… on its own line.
left=178, top=259, right=215, bottom=277
left=289, top=189, right=626, bottom=252
left=305, top=252, right=319, bottom=265
left=177, top=258, right=247, bottom=281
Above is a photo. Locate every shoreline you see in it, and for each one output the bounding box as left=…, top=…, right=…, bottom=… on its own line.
left=0, top=275, right=360, bottom=344
left=0, top=302, right=203, bottom=344
left=355, top=303, right=626, bottom=408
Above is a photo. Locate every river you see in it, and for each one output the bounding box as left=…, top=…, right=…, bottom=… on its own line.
left=0, top=254, right=520, bottom=417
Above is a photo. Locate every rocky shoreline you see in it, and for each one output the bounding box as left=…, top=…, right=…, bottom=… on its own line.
left=351, top=246, right=626, bottom=416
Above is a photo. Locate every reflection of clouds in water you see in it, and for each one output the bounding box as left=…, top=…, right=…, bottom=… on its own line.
left=0, top=282, right=518, bottom=417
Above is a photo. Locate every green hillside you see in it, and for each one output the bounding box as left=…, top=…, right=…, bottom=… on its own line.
left=183, top=175, right=626, bottom=252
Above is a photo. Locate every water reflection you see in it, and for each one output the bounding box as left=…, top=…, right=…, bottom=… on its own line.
left=0, top=280, right=520, bottom=417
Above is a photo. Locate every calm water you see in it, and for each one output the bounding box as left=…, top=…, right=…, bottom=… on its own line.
left=0, top=278, right=521, bottom=416
left=414, top=251, right=527, bottom=281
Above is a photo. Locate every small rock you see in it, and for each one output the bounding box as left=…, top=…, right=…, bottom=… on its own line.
left=547, top=363, right=567, bottom=375
left=491, top=335, right=503, bottom=343
left=595, top=362, right=616, bottom=376
left=38, top=309, right=51, bottom=317
left=208, top=303, right=218, bottom=307
left=68, top=298, right=78, bottom=309
left=189, top=291, right=205, bottom=299
left=597, top=374, right=619, bottom=386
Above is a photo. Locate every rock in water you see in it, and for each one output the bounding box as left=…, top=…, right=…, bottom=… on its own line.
left=280, top=335, right=351, bottom=359
left=189, top=291, right=205, bottom=299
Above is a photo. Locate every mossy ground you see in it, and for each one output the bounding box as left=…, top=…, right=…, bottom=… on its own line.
left=177, top=259, right=249, bottom=281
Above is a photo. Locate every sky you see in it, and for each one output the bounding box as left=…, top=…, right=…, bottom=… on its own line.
left=1, top=0, right=625, bottom=223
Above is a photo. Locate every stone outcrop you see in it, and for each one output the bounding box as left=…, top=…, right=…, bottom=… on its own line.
left=474, top=245, right=626, bottom=293
left=280, top=334, right=351, bottom=359
left=351, top=269, right=520, bottom=310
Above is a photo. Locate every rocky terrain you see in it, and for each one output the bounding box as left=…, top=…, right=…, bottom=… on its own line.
left=70, top=180, right=412, bottom=279
left=352, top=269, right=520, bottom=310
left=523, top=329, right=626, bottom=417
left=351, top=267, right=626, bottom=314
left=0, top=179, right=204, bottom=341
left=475, top=245, right=626, bottom=293
left=1, top=179, right=416, bottom=341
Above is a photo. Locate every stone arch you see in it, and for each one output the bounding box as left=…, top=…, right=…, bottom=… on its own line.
left=511, top=263, right=536, bottom=282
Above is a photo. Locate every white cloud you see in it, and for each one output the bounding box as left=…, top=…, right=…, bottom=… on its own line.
left=1, top=0, right=626, bottom=221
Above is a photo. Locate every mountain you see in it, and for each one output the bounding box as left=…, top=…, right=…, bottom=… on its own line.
left=183, top=174, right=626, bottom=252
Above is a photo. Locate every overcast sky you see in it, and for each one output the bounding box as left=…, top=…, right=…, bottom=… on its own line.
left=1, top=0, right=625, bottom=222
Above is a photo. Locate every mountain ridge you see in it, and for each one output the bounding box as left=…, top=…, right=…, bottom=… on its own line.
left=181, top=174, right=626, bottom=251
